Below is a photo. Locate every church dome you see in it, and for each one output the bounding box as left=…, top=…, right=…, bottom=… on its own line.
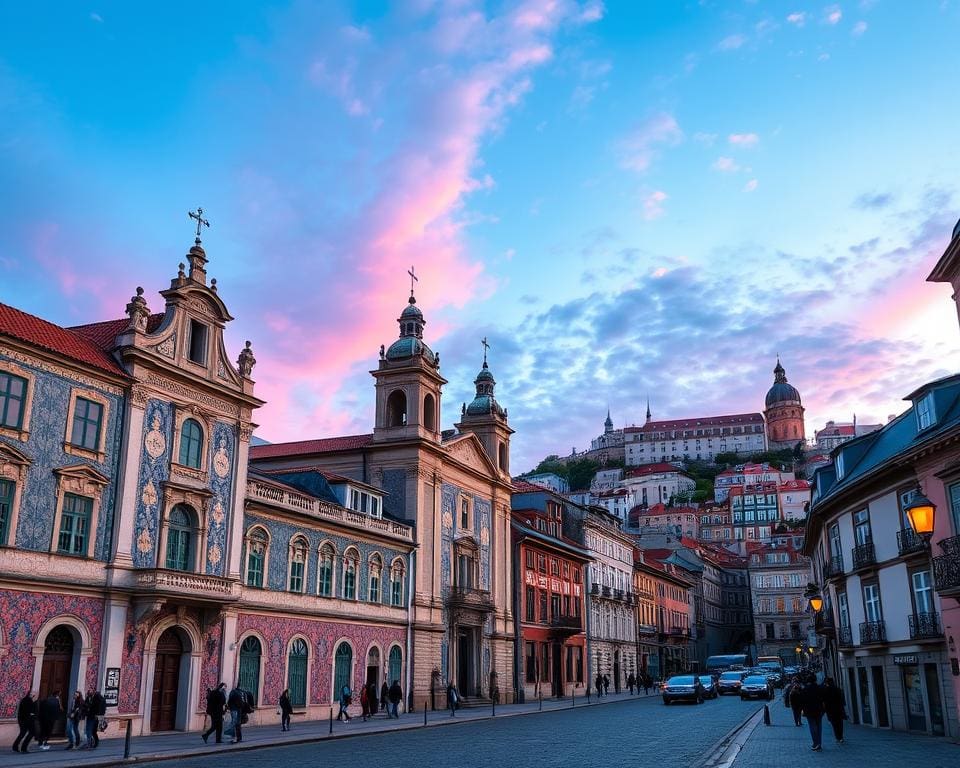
left=765, top=359, right=801, bottom=407
left=466, top=393, right=505, bottom=417
left=400, top=297, right=423, bottom=320
left=385, top=336, right=436, bottom=364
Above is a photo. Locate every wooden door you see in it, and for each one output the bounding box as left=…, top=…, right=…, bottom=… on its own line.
left=39, top=625, right=74, bottom=736
left=151, top=629, right=182, bottom=731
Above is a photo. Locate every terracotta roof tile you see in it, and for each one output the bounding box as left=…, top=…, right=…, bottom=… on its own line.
left=70, top=313, right=164, bottom=350
left=0, top=303, right=129, bottom=378
left=627, top=412, right=764, bottom=432
left=249, top=434, right=375, bottom=459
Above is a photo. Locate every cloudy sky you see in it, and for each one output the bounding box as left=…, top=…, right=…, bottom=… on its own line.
left=2, top=1, right=959, bottom=471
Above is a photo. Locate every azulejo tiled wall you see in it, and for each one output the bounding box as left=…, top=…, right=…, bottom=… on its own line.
left=133, top=399, right=172, bottom=568
left=205, top=421, right=235, bottom=576
left=3, top=356, right=123, bottom=560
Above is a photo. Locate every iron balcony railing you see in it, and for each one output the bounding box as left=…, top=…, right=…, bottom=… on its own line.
left=859, top=620, right=886, bottom=644
left=933, top=535, right=960, bottom=594
left=549, top=614, right=583, bottom=631
left=908, top=611, right=941, bottom=640
left=897, top=528, right=928, bottom=557
left=824, top=556, right=844, bottom=579
left=851, top=542, right=876, bottom=571
left=837, top=626, right=852, bottom=646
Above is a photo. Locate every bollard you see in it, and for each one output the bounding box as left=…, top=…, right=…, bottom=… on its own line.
left=763, top=704, right=771, bottom=726
left=123, top=718, right=132, bottom=759
left=587, top=687, right=591, bottom=704
left=539, top=692, right=542, bottom=711
left=492, top=697, right=496, bottom=717
left=571, top=689, right=575, bottom=708
left=423, top=701, right=427, bottom=727
left=329, top=708, right=333, bottom=735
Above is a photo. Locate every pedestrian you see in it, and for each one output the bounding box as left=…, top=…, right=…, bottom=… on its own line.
left=603, top=674, right=610, bottom=695
left=447, top=682, right=458, bottom=716
left=84, top=688, right=106, bottom=748
left=643, top=674, right=651, bottom=695
left=279, top=688, right=293, bottom=732
left=380, top=681, right=390, bottom=715
left=12, top=691, right=37, bottom=754
left=388, top=680, right=403, bottom=718
left=37, top=690, right=62, bottom=750
left=594, top=673, right=603, bottom=698
left=368, top=682, right=379, bottom=717
left=822, top=677, right=847, bottom=744
left=360, top=684, right=370, bottom=721
left=202, top=682, right=226, bottom=744
left=800, top=675, right=826, bottom=752
left=66, top=691, right=85, bottom=750
left=627, top=673, right=636, bottom=695
left=337, top=683, right=352, bottom=721
left=788, top=677, right=804, bottom=727
left=226, top=684, right=247, bottom=743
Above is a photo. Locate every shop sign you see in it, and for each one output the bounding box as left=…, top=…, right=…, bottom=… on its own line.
left=893, top=655, right=918, bottom=665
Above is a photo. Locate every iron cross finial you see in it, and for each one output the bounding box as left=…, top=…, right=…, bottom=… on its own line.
left=481, top=336, right=490, bottom=365
left=408, top=265, right=418, bottom=297
left=188, top=207, right=210, bottom=244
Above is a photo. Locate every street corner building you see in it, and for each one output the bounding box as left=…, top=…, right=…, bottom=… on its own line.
left=0, top=230, right=514, bottom=742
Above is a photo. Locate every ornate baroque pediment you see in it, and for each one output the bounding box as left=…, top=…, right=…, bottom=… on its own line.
left=444, top=435, right=496, bottom=476
left=0, top=441, right=32, bottom=480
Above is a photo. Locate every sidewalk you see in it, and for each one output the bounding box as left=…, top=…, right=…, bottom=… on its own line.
left=3, top=689, right=658, bottom=768
left=731, top=698, right=959, bottom=768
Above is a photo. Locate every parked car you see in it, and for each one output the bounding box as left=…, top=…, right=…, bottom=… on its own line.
left=697, top=675, right=719, bottom=699
left=783, top=666, right=799, bottom=677
left=717, top=670, right=746, bottom=695
left=662, top=675, right=705, bottom=705
left=740, top=674, right=775, bottom=701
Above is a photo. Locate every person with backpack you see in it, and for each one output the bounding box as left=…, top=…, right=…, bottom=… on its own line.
left=83, top=689, right=106, bottom=749
left=202, top=683, right=226, bottom=744
left=226, top=685, right=247, bottom=743
left=337, top=684, right=352, bottom=721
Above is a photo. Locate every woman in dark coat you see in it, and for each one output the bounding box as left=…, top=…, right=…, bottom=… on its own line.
left=279, top=689, right=293, bottom=732
left=380, top=681, right=390, bottom=714
left=822, top=677, right=847, bottom=743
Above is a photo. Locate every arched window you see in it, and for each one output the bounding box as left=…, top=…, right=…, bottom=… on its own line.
left=318, top=542, right=336, bottom=597
left=390, top=558, right=405, bottom=607
left=245, top=527, right=268, bottom=588
left=165, top=504, right=194, bottom=571
left=333, top=642, right=352, bottom=701
left=288, top=536, right=308, bottom=593
left=343, top=547, right=359, bottom=600
left=388, top=645, right=402, bottom=685
left=498, top=441, right=508, bottom=472
left=238, top=636, right=262, bottom=704
left=368, top=553, right=383, bottom=602
left=423, top=393, right=436, bottom=431
left=178, top=419, right=203, bottom=469
left=287, top=638, right=308, bottom=707
left=386, top=390, right=407, bottom=427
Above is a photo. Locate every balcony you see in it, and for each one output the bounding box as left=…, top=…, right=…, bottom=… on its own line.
left=851, top=542, right=876, bottom=571
left=668, top=625, right=690, bottom=638
left=447, top=586, right=496, bottom=613
left=815, top=610, right=835, bottom=638
left=134, top=568, right=239, bottom=603
left=824, top=556, right=844, bottom=580
left=859, top=620, right=886, bottom=645
left=837, top=626, right=853, bottom=647
left=590, top=582, right=601, bottom=595
left=897, top=528, right=929, bottom=558
left=613, top=588, right=624, bottom=601
left=601, top=585, right=612, bottom=598
left=549, top=614, right=583, bottom=636
left=933, top=535, right=960, bottom=597
left=908, top=612, right=942, bottom=640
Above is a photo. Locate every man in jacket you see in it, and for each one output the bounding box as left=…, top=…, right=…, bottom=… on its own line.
left=800, top=676, right=826, bottom=751
left=787, top=677, right=804, bottom=726
left=202, top=683, right=227, bottom=744
left=13, top=691, right=37, bottom=753
left=226, top=686, right=246, bottom=743
left=84, top=689, right=106, bottom=748
left=388, top=680, right=403, bottom=719
left=37, top=691, right=62, bottom=750
left=822, top=677, right=847, bottom=744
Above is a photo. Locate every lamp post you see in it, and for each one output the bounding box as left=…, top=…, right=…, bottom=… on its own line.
left=904, top=492, right=936, bottom=542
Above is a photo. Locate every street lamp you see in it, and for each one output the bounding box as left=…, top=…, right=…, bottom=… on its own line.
left=905, top=492, right=936, bottom=541
left=804, top=584, right=823, bottom=613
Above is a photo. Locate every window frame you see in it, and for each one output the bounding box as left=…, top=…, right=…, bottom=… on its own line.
left=0, top=370, right=28, bottom=433
left=64, top=390, right=110, bottom=462
left=244, top=526, right=269, bottom=588
left=288, top=536, right=308, bottom=593
left=57, top=492, right=93, bottom=557
left=164, top=504, right=195, bottom=571
left=390, top=558, right=405, bottom=606
left=318, top=542, right=336, bottom=597
left=916, top=392, right=936, bottom=431
left=177, top=418, right=204, bottom=469
left=368, top=553, right=383, bottom=602
left=187, top=319, right=209, bottom=366
left=50, top=464, right=108, bottom=559
left=0, top=477, right=13, bottom=545
left=343, top=547, right=360, bottom=600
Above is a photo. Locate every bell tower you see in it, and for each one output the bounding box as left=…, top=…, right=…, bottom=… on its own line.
left=456, top=339, right=514, bottom=477
left=372, top=279, right=446, bottom=443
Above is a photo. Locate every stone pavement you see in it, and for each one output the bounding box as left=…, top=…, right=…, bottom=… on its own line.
left=1, top=688, right=660, bottom=768
left=730, top=696, right=959, bottom=768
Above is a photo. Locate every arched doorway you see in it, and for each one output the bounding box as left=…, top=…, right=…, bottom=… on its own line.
left=151, top=628, right=184, bottom=731
left=366, top=647, right=380, bottom=690
left=39, top=626, right=74, bottom=736
left=237, top=636, right=262, bottom=705
left=333, top=642, right=352, bottom=701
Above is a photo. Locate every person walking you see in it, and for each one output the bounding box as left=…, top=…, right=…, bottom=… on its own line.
left=823, top=678, right=847, bottom=744
left=643, top=673, right=652, bottom=695
left=594, top=673, right=603, bottom=698
left=202, top=683, right=226, bottom=744
left=388, top=680, right=403, bottom=718
left=36, top=690, right=62, bottom=750
left=788, top=677, right=804, bottom=727
left=800, top=675, right=826, bottom=752
left=279, top=689, right=293, bottom=732
left=380, top=681, right=390, bottom=716
left=603, top=675, right=610, bottom=695
left=337, top=684, right=352, bottom=721
left=226, top=685, right=246, bottom=743
left=13, top=691, right=37, bottom=754
left=367, top=682, right=379, bottom=717
left=66, top=691, right=85, bottom=750
left=84, top=689, right=106, bottom=749
left=627, top=673, right=636, bottom=695
left=446, top=682, right=459, bottom=716
left=360, top=684, right=370, bottom=721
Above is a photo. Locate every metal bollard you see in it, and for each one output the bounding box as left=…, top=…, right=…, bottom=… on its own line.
left=571, top=689, right=575, bottom=708
left=423, top=701, right=427, bottom=727
left=329, top=708, right=333, bottom=735
left=123, top=719, right=132, bottom=759
left=492, top=697, right=496, bottom=717
left=763, top=704, right=771, bottom=726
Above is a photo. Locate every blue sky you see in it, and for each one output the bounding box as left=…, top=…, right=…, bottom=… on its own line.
left=2, top=1, right=959, bottom=470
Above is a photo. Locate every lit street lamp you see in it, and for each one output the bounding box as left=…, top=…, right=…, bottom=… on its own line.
left=905, top=491, right=936, bottom=541
left=804, top=584, right=823, bottom=613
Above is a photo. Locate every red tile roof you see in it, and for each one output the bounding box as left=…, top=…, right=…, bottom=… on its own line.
left=625, top=462, right=689, bottom=478
left=624, top=412, right=763, bottom=433
left=70, top=313, right=165, bottom=350
left=778, top=479, right=811, bottom=491
left=0, top=303, right=129, bottom=378
left=249, top=434, right=374, bottom=459
left=512, top=479, right=553, bottom=494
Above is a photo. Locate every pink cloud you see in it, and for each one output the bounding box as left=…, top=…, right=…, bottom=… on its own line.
left=744, top=179, right=759, bottom=192
left=620, top=113, right=683, bottom=172
left=642, top=190, right=668, bottom=220
left=824, top=5, right=842, bottom=25
left=712, top=156, right=740, bottom=172
left=718, top=34, right=747, bottom=51
left=786, top=12, right=807, bottom=26
left=728, top=132, right=759, bottom=147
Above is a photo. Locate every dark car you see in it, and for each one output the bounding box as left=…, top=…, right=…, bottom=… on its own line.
left=717, top=670, right=746, bottom=695
left=740, top=674, right=775, bottom=700
left=697, top=675, right=719, bottom=699
left=662, top=675, right=705, bottom=705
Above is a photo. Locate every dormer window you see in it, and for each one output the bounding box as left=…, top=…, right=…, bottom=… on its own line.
left=188, top=320, right=208, bottom=365
left=916, top=392, right=936, bottom=431
left=835, top=452, right=845, bottom=481
left=348, top=487, right=382, bottom=518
